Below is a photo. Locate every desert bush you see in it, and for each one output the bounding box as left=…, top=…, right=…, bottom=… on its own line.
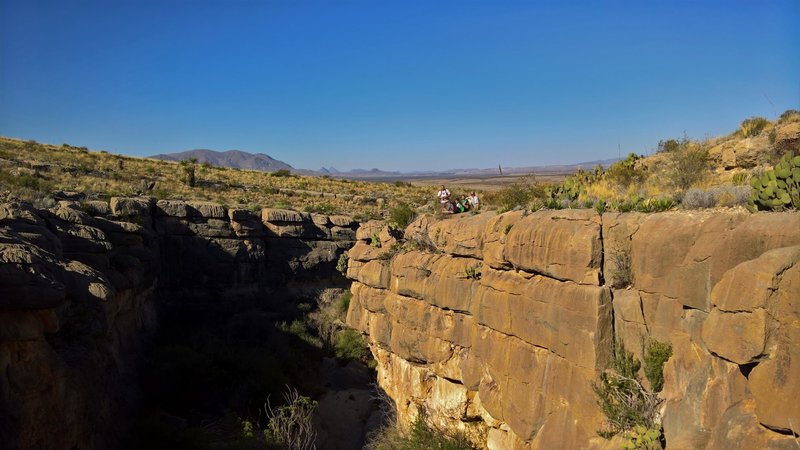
left=264, top=386, right=317, bottom=450
left=279, top=320, right=323, bottom=349
left=271, top=169, right=292, bottom=177
left=681, top=188, right=715, bottom=209
left=334, top=329, right=369, bottom=361
left=464, top=264, right=481, bottom=280
left=608, top=248, right=632, bottom=288
left=337, top=291, right=352, bottom=315
left=643, top=340, right=672, bottom=392
left=304, top=203, right=336, bottom=214
left=490, top=181, right=543, bottom=212
left=656, top=139, right=682, bottom=154
left=731, top=172, right=751, bottom=186
left=367, top=407, right=475, bottom=450
left=778, top=109, right=800, bottom=122
left=493, top=183, right=532, bottom=212
left=592, top=341, right=662, bottom=438
left=336, top=252, right=349, bottom=276
left=738, top=116, right=770, bottom=137
left=180, top=160, right=197, bottom=187
left=594, top=199, right=606, bottom=215
left=666, top=144, right=710, bottom=190
left=682, top=185, right=751, bottom=209
left=710, top=185, right=751, bottom=207
left=388, top=202, right=415, bottom=229
left=555, top=166, right=603, bottom=201
left=605, top=153, right=647, bottom=190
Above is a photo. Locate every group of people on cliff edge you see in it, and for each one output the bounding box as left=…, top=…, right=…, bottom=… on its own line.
left=437, top=185, right=479, bottom=214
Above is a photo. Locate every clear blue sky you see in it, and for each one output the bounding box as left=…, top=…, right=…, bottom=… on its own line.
left=1, top=0, right=798, bottom=171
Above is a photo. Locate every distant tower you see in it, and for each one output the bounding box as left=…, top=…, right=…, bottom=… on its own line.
left=498, top=164, right=503, bottom=175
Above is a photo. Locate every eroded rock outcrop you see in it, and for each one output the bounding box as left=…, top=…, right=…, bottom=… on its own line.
left=346, top=209, right=800, bottom=449
left=0, top=199, right=357, bottom=450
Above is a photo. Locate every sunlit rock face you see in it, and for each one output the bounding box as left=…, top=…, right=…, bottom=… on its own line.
left=0, top=199, right=355, bottom=450
left=347, top=209, right=800, bottom=449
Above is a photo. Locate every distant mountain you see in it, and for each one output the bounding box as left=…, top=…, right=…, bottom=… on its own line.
left=150, top=149, right=294, bottom=172
left=150, top=148, right=621, bottom=179
left=316, top=158, right=623, bottom=180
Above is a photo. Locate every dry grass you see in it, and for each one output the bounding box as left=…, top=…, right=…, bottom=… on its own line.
left=0, top=137, right=433, bottom=219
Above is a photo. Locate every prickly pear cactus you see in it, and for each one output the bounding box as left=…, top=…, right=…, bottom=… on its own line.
left=749, top=151, right=800, bottom=211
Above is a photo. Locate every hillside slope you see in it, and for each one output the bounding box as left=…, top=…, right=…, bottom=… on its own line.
left=150, top=149, right=294, bottom=172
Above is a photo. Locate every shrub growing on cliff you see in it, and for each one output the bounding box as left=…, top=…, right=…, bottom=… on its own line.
left=643, top=340, right=672, bottom=392
left=738, top=116, right=770, bottom=138
left=608, top=249, right=633, bottom=288
left=334, top=328, right=370, bottom=362
left=592, top=341, right=662, bottom=439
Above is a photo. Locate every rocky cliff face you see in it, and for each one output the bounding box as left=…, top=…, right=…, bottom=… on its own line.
left=0, top=198, right=355, bottom=450
left=345, top=209, right=800, bottom=449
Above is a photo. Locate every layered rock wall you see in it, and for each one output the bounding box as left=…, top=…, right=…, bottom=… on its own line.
left=345, top=210, right=800, bottom=449
left=0, top=198, right=355, bottom=450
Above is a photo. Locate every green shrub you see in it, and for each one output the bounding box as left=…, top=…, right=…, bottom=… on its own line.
left=643, top=340, right=672, bottom=392
left=594, top=199, right=606, bottom=215
left=464, top=265, right=481, bottom=280
left=731, top=172, right=751, bottom=186
left=610, top=198, right=638, bottom=212
left=180, top=160, right=196, bottom=187
left=608, top=248, right=632, bottom=288
left=279, top=320, right=323, bottom=349
left=656, top=139, right=681, bottom=154
left=605, top=153, right=647, bottom=189
left=778, top=109, right=800, bottom=122
left=592, top=341, right=661, bottom=438
left=368, top=408, right=476, bottom=450
left=493, top=182, right=541, bottom=212
left=388, top=202, right=415, bottom=229
left=271, top=169, right=292, bottom=177
left=337, top=291, right=352, bottom=315
left=336, top=252, right=349, bottom=276
left=303, top=202, right=336, bottom=214
left=667, top=144, right=710, bottom=190
left=636, top=197, right=674, bottom=213
left=334, top=329, right=369, bottom=361
left=738, top=116, right=770, bottom=137
left=264, top=387, right=318, bottom=450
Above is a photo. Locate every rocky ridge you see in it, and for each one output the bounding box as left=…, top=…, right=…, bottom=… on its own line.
left=345, top=209, right=800, bottom=449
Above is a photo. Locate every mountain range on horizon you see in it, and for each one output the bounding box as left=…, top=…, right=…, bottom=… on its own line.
left=150, top=148, right=621, bottom=179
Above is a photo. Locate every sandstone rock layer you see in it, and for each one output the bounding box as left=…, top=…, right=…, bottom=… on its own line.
left=347, top=210, right=800, bottom=449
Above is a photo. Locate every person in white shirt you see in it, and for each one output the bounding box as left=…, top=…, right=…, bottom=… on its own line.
left=437, top=185, right=451, bottom=208
left=470, top=192, right=480, bottom=210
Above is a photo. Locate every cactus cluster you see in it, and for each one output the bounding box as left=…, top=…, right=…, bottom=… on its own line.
left=749, top=152, right=800, bottom=210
